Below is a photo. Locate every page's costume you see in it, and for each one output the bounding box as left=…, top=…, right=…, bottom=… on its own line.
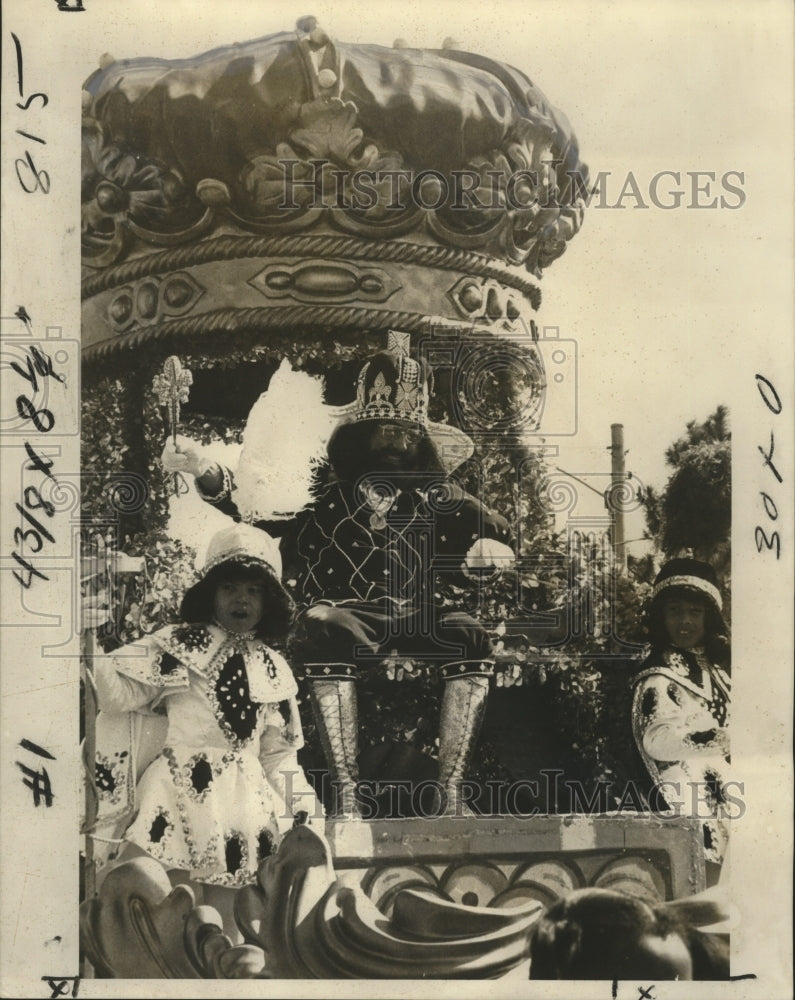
left=88, top=526, right=317, bottom=885
left=631, top=560, right=731, bottom=865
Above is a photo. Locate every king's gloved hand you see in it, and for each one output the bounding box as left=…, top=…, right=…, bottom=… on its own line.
left=462, top=537, right=515, bottom=579
left=160, top=436, right=215, bottom=479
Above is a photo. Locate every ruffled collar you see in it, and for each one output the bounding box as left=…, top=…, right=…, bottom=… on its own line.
left=152, top=623, right=298, bottom=703
left=635, top=645, right=730, bottom=727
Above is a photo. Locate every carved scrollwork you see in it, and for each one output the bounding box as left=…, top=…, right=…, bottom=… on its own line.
left=79, top=816, right=709, bottom=980
left=360, top=856, right=587, bottom=915
left=592, top=856, right=668, bottom=903
left=234, top=826, right=543, bottom=978
left=447, top=275, right=527, bottom=327
left=255, top=828, right=547, bottom=977
left=79, top=858, right=272, bottom=979
left=79, top=858, right=204, bottom=978
left=183, top=906, right=269, bottom=978
left=80, top=828, right=544, bottom=978
left=82, top=119, right=203, bottom=267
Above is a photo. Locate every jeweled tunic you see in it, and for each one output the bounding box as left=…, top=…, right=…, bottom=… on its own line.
left=632, top=646, right=731, bottom=865
left=94, top=623, right=315, bottom=885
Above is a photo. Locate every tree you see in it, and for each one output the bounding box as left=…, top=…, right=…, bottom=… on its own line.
left=642, top=405, right=731, bottom=606
left=642, top=406, right=730, bottom=561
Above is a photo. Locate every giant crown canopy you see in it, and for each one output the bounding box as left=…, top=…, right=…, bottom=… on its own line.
left=81, top=17, right=588, bottom=363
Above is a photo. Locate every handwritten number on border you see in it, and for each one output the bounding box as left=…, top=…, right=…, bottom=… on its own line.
left=755, top=375, right=783, bottom=559
left=42, top=976, right=80, bottom=998
left=10, top=340, right=62, bottom=587
left=10, top=33, right=50, bottom=193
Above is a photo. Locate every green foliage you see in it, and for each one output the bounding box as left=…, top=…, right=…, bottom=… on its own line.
left=81, top=377, right=130, bottom=519
left=662, top=441, right=730, bottom=556
left=644, top=405, right=730, bottom=557
left=664, top=405, right=729, bottom=465
left=641, top=405, right=731, bottom=611
left=119, top=531, right=200, bottom=643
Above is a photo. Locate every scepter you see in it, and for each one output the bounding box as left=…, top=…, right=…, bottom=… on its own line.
left=152, top=355, right=193, bottom=494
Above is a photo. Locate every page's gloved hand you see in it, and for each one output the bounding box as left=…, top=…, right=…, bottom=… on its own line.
left=462, top=538, right=515, bottom=579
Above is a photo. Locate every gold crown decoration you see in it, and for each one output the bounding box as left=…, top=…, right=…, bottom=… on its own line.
left=80, top=17, right=588, bottom=365
left=326, top=330, right=475, bottom=474
left=355, top=331, right=427, bottom=425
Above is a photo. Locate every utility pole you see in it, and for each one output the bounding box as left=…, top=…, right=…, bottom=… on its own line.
left=609, top=423, right=626, bottom=573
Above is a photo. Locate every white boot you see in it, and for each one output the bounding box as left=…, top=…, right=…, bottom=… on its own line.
left=433, top=675, right=489, bottom=817
left=308, top=678, right=361, bottom=820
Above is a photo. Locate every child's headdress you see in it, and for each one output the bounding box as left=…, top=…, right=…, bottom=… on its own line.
left=180, top=523, right=292, bottom=639
left=200, top=522, right=282, bottom=579
left=651, top=557, right=723, bottom=616
left=647, top=557, right=729, bottom=664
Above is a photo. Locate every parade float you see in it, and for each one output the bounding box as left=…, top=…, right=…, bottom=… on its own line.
left=79, top=18, right=707, bottom=978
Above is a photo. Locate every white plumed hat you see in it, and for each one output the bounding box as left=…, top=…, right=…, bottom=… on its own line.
left=232, top=360, right=343, bottom=521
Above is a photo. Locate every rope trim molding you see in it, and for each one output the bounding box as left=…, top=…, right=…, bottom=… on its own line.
left=82, top=305, right=504, bottom=361
left=81, top=235, right=542, bottom=308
